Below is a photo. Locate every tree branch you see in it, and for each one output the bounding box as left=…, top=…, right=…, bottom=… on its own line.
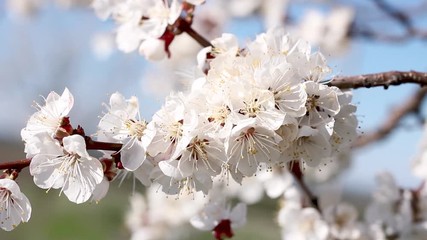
left=372, top=0, right=413, bottom=31
left=175, top=18, right=213, bottom=48
left=328, top=71, right=427, bottom=148
left=0, top=159, right=31, bottom=171
left=328, top=71, right=427, bottom=89
left=289, top=162, right=320, bottom=211
left=85, top=137, right=122, bottom=152
left=0, top=137, right=123, bottom=171
left=353, top=86, right=427, bottom=148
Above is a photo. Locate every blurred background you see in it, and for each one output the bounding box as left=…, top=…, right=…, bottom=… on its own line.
left=0, top=0, right=427, bottom=239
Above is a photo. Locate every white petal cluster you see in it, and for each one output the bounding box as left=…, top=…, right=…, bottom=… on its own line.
left=98, top=92, right=155, bottom=171
left=21, top=88, right=74, bottom=143
left=91, top=0, right=203, bottom=60
left=96, top=29, right=357, bottom=197
left=29, top=134, right=104, bottom=204
left=276, top=172, right=427, bottom=240
left=297, top=7, right=355, bottom=54
left=126, top=187, right=206, bottom=240
left=199, top=28, right=356, bottom=178
left=190, top=197, right=247, bottom=239
left=0, top=179, right=31, bottom=231
left=22, top=89, right=105, bottom=204
left=278, top=187, right=330, bottom=240
left=125, top=185, right=247, bottom=240
left=277, top=186, right=367, bottom=240
left=364, top=172, right=418, bottom=239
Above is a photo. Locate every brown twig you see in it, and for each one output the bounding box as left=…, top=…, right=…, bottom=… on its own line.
left=353, top=87, right=427, bottom=148
left=328, top=71, right=427, bottom=148
left=85, top=137, right=122, bottom=152
left=0, top=137, right=123, bottom=171
left=0, top=159, right=31, bottom=171
left=175, top=18, right=213, bottom=48
left=328, top=71, right=427, bottom=89
left=289, top=162, right=320, bottom=211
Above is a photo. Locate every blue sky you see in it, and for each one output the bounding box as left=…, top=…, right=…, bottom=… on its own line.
left=338, top=40, right=427, bottom=191
left=0, top=2, right=426, bottom=192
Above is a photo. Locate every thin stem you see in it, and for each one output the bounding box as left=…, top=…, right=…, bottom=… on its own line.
left=85, top=137, right=123, bottom=152
left=0, top=159, right=31, bottom=171
left=0, top=137, right=123, bottom=171
left=176, top=18, right=213, bottom=48
left=288, top=162, right=320, bottom=211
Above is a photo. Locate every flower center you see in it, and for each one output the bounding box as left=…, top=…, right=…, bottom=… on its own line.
left=238, top=127, right=258, bottom=155
left=187, top=137, right=209, bottom=161
left=305, top=94, right=320, bottom=114
left=166, top=120, right=183, bottom=143
left=57, top=153, right=81, bottom=174
left=208, top=106, right=230, bottom=126
left=239, top=98, right=262, bottom=118
left=125, top=119, right=147, bottom=139
left=0, top=187, right=12, bottom=205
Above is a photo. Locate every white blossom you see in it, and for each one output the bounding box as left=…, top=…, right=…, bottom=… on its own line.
left=29, top=135, right=104, bottom=204
left=323, top=202, right=362, bottom=240
left=300, top=81, right=340, bottom=127
left=365, top=172, right=414, bottom=239
left=98, top=92, right=155, bottom=171
left=225, top=118, right=282, bottom=177
left=0, top=179, right=31, bottom=231
left=146, top=93, right=197, bottom=160
left=100, top=0, right=182, bottom=56
left=279, top=207, right=329, bottom=240
left=284, top=125, right=332, bottom=167
left=190, top=197, right=247, bottom=240
left=21, top=88, right=74, bottom=142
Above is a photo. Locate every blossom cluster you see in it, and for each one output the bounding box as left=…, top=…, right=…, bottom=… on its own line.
left=270, top=121, right=427, bottom=239
left=275, top=171, right=427, bottom=240
left=126, top=186, right=246, bottom=240
left=92, top=0, right=206, bottom=60
left=21, top=88, right=104, bottom=204
left=2, top=1, right=427, bottom=239
left=5, top=26, right=357, bottom=234
left=122, top=28, right=357, bottom=196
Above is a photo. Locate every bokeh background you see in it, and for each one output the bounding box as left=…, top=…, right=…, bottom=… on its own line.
left=0, top=0, right=427, bottom=239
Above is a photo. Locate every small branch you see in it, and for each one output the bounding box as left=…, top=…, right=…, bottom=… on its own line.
left=288, top=162, right=320, bottom=211
left=176, top=18, right=213, bottom=48
left=85, top=137, right=122, bottom=152
left=353, top=87, right=427, bottom=148
left=372, top=0, right=413, bottom=31
left=328, top=71, right=427, bottom=89
left=0, top=159, right=31, bottom=171
left=0, top=137, right=123, bottom=171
